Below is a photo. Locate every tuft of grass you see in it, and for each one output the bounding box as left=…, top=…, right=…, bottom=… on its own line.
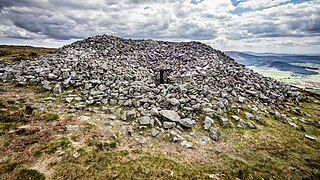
left=0, top=122, right=19, bottom=131
left=33, top=136, right=71, bottom=157
left=16, top=169, right=45, bottom=180
left=43, top=113, right=59, bottom=121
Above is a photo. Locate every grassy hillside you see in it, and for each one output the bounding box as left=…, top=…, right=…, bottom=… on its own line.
left=0, top=45, right=56, bottom=62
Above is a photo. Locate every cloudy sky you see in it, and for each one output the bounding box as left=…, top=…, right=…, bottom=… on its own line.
left=0, top=0, right=319, bottom=54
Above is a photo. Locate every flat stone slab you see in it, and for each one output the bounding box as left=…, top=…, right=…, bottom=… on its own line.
left=160, top=110, right=180, bottom=122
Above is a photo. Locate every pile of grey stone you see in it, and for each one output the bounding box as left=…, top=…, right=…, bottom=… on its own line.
left=0, top=35, right=303, bottom=141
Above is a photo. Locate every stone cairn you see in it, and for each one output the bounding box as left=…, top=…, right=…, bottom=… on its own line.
left=0, top=35, right=303, bottom=142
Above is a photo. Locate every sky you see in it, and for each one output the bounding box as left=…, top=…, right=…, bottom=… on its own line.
left=0, top=0, right=319, bottom=54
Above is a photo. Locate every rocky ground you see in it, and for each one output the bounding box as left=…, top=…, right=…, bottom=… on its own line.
left=0, top=36, right=319, bottom=179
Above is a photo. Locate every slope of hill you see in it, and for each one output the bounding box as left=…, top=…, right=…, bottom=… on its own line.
left=0, top=45, right=56, bottom=62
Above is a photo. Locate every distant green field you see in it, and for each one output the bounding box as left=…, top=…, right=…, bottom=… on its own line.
left=248, top=66, right=320, bottom=94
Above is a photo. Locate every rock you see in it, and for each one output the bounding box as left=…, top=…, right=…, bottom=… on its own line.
left=209, top=127, right=219, bottom=141
left=221, top=117, right=231, bottom=127
left=304, top=135, right=316, bottom=141
left=231, top=115, right=240, bottom=121
left=66, top=97, right=73, bottom=103
left=237, top=119, right=247, bottom=128
left=181, top=140, right=193, bottom=148
left=248, top=121, right=256, bottom=129
left=121, top=112, right=127, bottom=121
left=127, top=109, right=136, bottom=117
left=106, top=114, right=117, bottom=120
left=200, top=136, right=211, bottom=145
left=53, top=83, right=62, bottom=94
left=77, top=116, right=90, bottom=121
left=163, top=121, right=176, bottom=129
left=127, top=127, right=133, bottom=136
left=41, top=81, right=51, bottom=91
left=168, top=98, right=180, bottom=106
left=289, top=122, right=298, bottom=128
left=245, top=112, right=254, bottom=120
left=275, top=111, right=286, bottom=121
left=139, top=116, right=151, bottom=125
left=179, top=118, right=194, bottom=128
left=150, top=108, right=159, bottom=116
left=203, top=116, right=214, bottom=130
left=73, top=151, right=80, bottom=158
left=65, top=125, right=80, bottom=131
left=160, top=110, right=180, bottom=122
left=238, top=96, right=245, bottom=103
left=151, top=128, right=159, bottom=137
left=203, top=108, right=214, bottom=113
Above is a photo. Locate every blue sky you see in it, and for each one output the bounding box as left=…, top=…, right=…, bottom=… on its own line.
left=0, top=0, right=319, bottom=54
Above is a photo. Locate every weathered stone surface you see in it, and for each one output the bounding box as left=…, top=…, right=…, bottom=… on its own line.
left=163, top=121, right=176, bottom=129
left=77, top=116, right=90, bottom=121
left=181, top=140, right=193, bottom=148
left=160, top=110, right=180, bottom=122
left=151, top=128, right=159, bottom=137
left=127, top=109, right=136, bottom=117
left=204, top=116, right=214, bottom=130
left=179, top=118, right=194, bottom=128
left=53, top=83, right=62, bottom=94
left=139, top=116, right=151, bottom=125
left=209, top=127, right=219, bottom=141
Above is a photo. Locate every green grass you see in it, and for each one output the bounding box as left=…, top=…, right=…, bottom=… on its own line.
left=0, top=45, right=56, bottom=62
left=16, top=169, right=45, bottom=180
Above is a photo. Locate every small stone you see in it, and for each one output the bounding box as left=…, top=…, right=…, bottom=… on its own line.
left=41, top=81, right=51, bottom=91
left=238, top=96, right=245, bottom=103
left=179, top=118, right=194, bottom=128
left=231, top=115, right=240, bottom=121
left=203, top=116, right=214, bottom=130
left=245, top=112, right=254, bottom=120
left=163, top=121, right=176, bottom=129
left=304, top=135, right=316, bottom=141
left=127, top=109, right=136, bottom=117
left=128, top=127, right=133, bottom=136
left=150, top=108, right=159, bottom=116
left=66, top=97, right=73, bottom=103
left=181, top=140, right=193, bottom=148
left=106, top=114, right=117, bottom=120
left=53, top=83, right=62, bottom=94
left=65, top=125, right=80, bottom=131
left=221, top=117, right=231, bottom=127
left=200, top=136, right=211, bottom=145
left=151, top=128, right=159, bottom=137
left=160, top=110, right=180, bottom=122
left=139, top=116, right=151, bottom=125
left=73, top=151, right=80, bottom=158
left=248, top=121, right=256, bottom=129
left=169, top=98, right=180, bottom=106
left=209, top=127, right=219, bottom=141
left=77, top=116, right=90, bottom=121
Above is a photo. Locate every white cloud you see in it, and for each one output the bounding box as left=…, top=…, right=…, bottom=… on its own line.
left=0, top=0, right=319, bottom=53
left=237, top=0, right=290, bottom=10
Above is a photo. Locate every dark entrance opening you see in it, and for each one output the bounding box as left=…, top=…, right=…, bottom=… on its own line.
left=160, top=70, right=165, bottom=84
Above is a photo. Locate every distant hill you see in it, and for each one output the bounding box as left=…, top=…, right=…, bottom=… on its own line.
left=225, top=51, right=320, bottom=75
left=0, top=45, right=56, bottom=62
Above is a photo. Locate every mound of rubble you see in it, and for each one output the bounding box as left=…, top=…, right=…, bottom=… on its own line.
left=0, top=35, right=303, bottom=142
